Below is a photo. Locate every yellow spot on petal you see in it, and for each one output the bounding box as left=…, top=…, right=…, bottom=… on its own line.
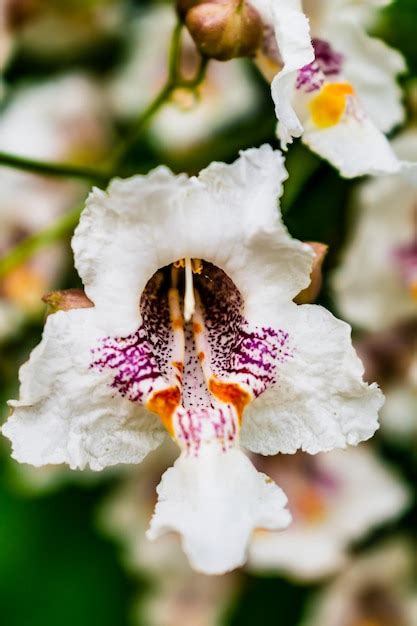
left=309, top=82, right=355, bottom=129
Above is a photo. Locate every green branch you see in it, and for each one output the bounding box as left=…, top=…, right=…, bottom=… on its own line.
left=0, top=151, right=110, bottom=184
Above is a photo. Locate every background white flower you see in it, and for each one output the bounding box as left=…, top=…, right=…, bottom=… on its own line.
left=248, top=446, right=409, bottom=580
left=301, top=541, right=417, bottom=626
left=0, top=73, right=112, bottom=340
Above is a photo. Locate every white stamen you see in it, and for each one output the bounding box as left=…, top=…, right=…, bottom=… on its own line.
left=184, top=257, right=195, bottom=322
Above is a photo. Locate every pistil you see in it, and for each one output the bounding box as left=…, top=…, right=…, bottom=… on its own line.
left=183, top=257, right=196, bottom=322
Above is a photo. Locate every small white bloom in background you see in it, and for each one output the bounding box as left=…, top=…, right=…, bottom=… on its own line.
left=108, top=4, right=259, bottom=153
left=333, top=130, right=417, bottom=440
left=0, top=73, right=112, bottom=340
left=99, top=441, right=239, bottom=626
left=333, top=130, right=417, bottom=331
left=2, top=146, right=383, bottom=574
left=301, top=541, right=417, bottom=626
left=355, top=322, right=417, bottom=442
left=252, top=0, right=411, bottom=177
left=248, top=446, right=409, bottom=580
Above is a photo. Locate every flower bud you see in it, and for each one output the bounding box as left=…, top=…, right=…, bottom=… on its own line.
left=42, top=289, right=94, bottom=314
left=295, top=242, right=328, bottom=304
left=176, top=0, right=201, bottom=19
left=185, top=0, right=263, bottom=61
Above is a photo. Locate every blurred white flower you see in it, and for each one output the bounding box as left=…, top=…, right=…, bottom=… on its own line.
left=301, top=541, right=417, bottom=626
left=248, top=446, right=409, bottom=580
left=108, top=3, right=259, bottom=152
left=3, top=146, right=382, bottom=574
left=333, top=130, right=417, bottom=331
left=252, top=0, right=410, bottom=177
left=0, top=73, right=112, bottom=339
left=355, top=322, right=417, bottom=441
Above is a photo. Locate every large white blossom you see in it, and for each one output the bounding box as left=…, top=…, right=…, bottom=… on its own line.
left=252, top=0, right=410, bottom=177
left=248, top=446, right=409, bottom=580
left=109, top=4, right=258, bottom=152
left=2, top=146, right=382, bottom=574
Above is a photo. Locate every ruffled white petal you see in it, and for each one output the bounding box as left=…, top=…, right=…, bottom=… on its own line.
left=248, top=446, right=409, bottom=580
left=2, top=308, right=165, bottom=470
left=72, top=145, right=313, bottom=334
left=147, top=445, right=291, bottom=575
left=241, top=304, right=383, bottom=455
left=269, top=0, right=315, bottom=147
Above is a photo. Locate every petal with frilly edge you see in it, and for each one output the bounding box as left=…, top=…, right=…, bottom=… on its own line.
left=268, top=0, right=315, bottom=147
left=2, top=308, right=165, bottom=470
left=72, top=145, right=313, bottom=335
left=147, top=444, right=291, bottom=575
left=241, top=304, right=383, bottom=455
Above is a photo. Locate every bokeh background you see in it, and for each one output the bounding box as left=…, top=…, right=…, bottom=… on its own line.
left=0, top=1, right=415, bottom=625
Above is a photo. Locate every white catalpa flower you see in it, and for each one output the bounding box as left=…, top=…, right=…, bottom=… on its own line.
left=0, top=73, right=111, bottom=339
left=252, top=0, right=409, bottom=177
left=248, top=446, right=409, bottom=580
left=301, top=541, right=417, bottom=626
left=333, top=130, right=417, bottom=331
left=2, top=146, right=383, bottom=574
left=109, top=4, right=258, bottom=152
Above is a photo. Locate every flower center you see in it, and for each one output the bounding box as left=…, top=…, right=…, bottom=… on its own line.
left=91, top=260, right=292, bottom=454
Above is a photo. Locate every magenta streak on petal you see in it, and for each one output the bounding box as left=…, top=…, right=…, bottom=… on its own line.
left=176, top=406, right=238, bottom=456
left=296, top=38, right=345, bottom=93
left=230, top=327, right=292, bottom=397
left=90, top=328, right=165, bottom=403
left=197, top=264, right=293, bottom=398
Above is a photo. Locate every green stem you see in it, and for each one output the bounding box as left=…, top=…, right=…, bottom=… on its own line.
left=0, top=151, right=110, bottom=184
left=168, top=21, right=184, bottom=82
left=0, top=205, right=82, bottom=279
left=110, top=82, right=176, bottom=168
